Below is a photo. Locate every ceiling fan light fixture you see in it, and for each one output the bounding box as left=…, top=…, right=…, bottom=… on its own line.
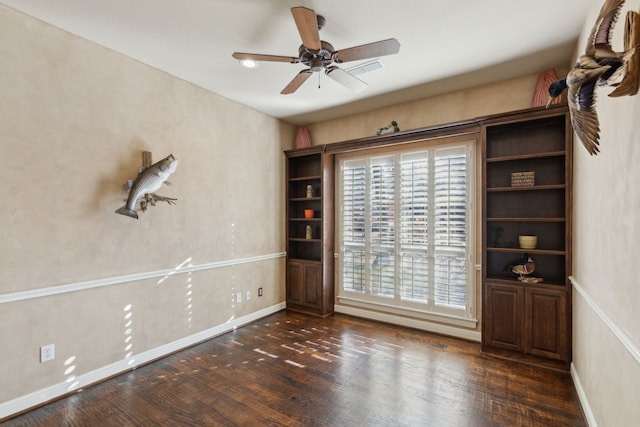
left=239, top=59, right=259, bottom=69
left=309, top=58, right=325, bottom=72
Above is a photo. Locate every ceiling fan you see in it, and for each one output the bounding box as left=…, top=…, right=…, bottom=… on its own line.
left=232, top=6, right=401, bottom=94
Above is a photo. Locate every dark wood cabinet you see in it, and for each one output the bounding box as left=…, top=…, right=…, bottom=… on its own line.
left=481, top=105, right=572, bottom=366
left=286, top=259, right=322, bottom=307
left=525, top=286, right=569, bottom=360
left=484, top=282, right=525, bottom=352
left=285, top=147, right=334, bottom=316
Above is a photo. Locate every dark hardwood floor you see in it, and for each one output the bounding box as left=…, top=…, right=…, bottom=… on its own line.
left=4, top=311, right=585, bottom=426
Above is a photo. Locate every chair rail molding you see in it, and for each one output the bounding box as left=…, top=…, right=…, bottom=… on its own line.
left=570, top=276, right=640, bottom=366
left=0, top=252, right=286, bottom=305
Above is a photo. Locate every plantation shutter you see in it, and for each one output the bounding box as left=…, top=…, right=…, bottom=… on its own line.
left=370, top=157, right=395, bottom=297
left=399, top=152, right=429, bottom=302
left=342, top=160, right=366, bottom=293
left=433, top=146, right=468, bottom=309
left=337, top=140, right=474, bottom=321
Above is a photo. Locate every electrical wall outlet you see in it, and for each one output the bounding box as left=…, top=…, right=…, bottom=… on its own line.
left=258, top=287, right=263, bottom=297
left=245, top=290, right=251, bottom=301
left=40, top=344, right=55, bottom=363
left=236, top=292, right=242, bottom=304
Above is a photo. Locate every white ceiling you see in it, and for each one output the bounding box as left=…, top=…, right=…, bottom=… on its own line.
left=0, top=0, right=590, bottom=125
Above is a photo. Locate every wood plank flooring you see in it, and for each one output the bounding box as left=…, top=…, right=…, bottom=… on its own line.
left=4, top=311, right=585, bottom=426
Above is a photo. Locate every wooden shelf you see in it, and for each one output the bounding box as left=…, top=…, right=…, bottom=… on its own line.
left=485, top=277, right=567, bottom=288
left=289, top=197, right=322, bottom=202
left=487, top=217, right=565, bottom=222
left=286, top=147, right=334, bottom=316
left=287, top=258, right=321, bottom=264
left=289, top=175, right=321, bottom=182
left=289, top=238, right=321, bottom=243
left=487, top=184, right=565, bottom=192
left=482, top=107, right=572, bottom=365
left=487, top=247, right=565, bottom=255
left=486, top=151, right=565, bottom=162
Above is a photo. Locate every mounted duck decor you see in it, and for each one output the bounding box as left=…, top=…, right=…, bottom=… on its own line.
left=546, top=0, right=640, bottom=155
left=377, top=121, right=400, bottom=135
left=115, top=152, right=179, bottom=219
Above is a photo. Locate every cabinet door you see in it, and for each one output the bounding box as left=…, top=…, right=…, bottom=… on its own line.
left=286, top=260, right=304, bottom=305
left=525, top=287, right=568, bottom=360
left=287, top=260, right=323, bottom=310
left=484, top=283, right=524, bottom=352
left=302, top=262, right=322, bottom=307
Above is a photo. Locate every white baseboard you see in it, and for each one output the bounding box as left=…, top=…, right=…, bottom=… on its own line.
left=570, top=363, right=597, bottom=427
left=335, top=304, right=481, bottom=342
left=0, top=302, right=285, bottom=420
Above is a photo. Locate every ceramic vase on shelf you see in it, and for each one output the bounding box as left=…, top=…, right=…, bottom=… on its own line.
left=518, top=235, right=537, bottom=249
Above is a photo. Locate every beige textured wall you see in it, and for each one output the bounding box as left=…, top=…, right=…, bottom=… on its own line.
left=308, top=72, right=568, bottom=146
left=571, top=1, right=640, bottom=425
left=0, top=5, right=293, bottom=405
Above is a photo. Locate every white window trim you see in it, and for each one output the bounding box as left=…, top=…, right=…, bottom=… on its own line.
left=335, top=138, right=479, bottom=330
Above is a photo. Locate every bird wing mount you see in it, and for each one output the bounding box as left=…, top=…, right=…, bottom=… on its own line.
left=568, top=82, right=602, bottom=155
left=609, top=10, right=640, bottom=97
left=587, top=0, right=625, bottom=50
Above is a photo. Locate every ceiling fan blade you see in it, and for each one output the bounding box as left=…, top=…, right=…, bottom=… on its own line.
left=291, top=7, right=321, bottom=51
left=333, top=38, right=401, bottom=63
left=232, top=52, right=299, bottom=63
left=325, top=66, right=367, bottom=92
left=281, top=69, right=313, bottom=94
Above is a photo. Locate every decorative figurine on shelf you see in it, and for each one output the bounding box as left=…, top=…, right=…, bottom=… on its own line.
left=511, top=256, right=535, bottom=280
left=115, top=152, right=179, bottom=220
left=306, top=184, right=313, bottom=198
left=305, top=225, right=312, bottom=240
left=506, top=256, right=543, bottom=283
left=546, top=0, right=640, bottom=155
left=377, top=120, right=400, bottom=135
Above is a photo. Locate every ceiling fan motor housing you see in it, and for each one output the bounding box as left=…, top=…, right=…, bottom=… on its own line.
left=299, top=41, right=335, bottom=72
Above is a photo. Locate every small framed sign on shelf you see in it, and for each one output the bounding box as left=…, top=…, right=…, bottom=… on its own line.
left=511, top=171, right=535, bottom=187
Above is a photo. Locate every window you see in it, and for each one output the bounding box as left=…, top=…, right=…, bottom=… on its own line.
left=337, top=140, right=476, bottom=324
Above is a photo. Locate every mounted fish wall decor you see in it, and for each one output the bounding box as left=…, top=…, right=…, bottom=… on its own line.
left=115, top=152, right=179, bottom=219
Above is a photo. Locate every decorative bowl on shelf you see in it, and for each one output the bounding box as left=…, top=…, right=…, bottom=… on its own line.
left=304, top=209, right=314, bottom=219
left=518, top=235, right=537, bottom=249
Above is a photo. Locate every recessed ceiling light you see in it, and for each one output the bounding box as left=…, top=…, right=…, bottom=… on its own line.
left=240, top=59, right=259, bottom=69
